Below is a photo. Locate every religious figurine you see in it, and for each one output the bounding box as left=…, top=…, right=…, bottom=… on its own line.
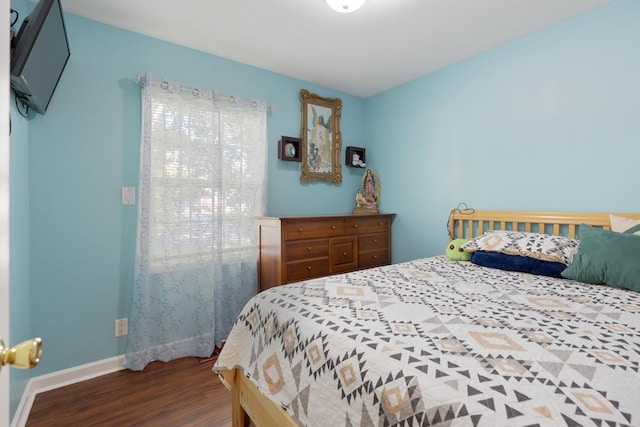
left=352, top=153, right=366, bottom=167
left=355, top=189, right=366, bottom=208
left=353, top=168, right=381, bottom=215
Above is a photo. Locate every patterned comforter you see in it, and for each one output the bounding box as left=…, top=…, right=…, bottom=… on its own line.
left=213, top=256, right=640, bottom=427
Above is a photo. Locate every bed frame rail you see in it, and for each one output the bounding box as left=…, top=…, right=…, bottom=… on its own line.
left=220, top=369, right=298, bottom=427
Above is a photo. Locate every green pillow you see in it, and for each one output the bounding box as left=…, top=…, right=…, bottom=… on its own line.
left=561, top=224, right=640, bottom=292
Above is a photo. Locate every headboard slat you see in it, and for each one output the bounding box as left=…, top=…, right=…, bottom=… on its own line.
left=448, top=210, right=640, bottom=240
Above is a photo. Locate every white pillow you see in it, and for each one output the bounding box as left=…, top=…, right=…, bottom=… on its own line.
left=460, top=231, right=579, bottom=265
left=609, top=214, right=640, bottom=236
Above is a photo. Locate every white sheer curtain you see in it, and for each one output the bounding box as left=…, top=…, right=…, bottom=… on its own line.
left=123, top=76, right=267, bottom=371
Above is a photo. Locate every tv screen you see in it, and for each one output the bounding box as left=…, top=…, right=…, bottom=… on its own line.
left=10, top=0, right=70, bottom=115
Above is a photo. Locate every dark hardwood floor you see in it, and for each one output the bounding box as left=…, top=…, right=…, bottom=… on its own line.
left=25, top=357, right=232, bottom=426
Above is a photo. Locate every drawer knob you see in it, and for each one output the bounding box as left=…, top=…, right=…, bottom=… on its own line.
left=373, top=255, right=378, bottom=259
left=307, top=266, right=312, bottom=270
left=373, top=239, right=378, bottom=243
left=343, top=252, right=348, bottom=256
left=353, top=224, right=358, bottom=228
left=331, top=225, right=336, bottom=230
left=378, top=222, right=383, bottom=226
left=307, top=247, right=312, bottom=251
left=297, top=227, right=303, bottom=232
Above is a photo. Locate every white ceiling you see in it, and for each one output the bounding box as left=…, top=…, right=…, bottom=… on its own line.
left=60, top=0, right=611, bottom=98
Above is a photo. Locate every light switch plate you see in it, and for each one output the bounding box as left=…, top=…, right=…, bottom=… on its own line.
left=121, top=187, right=135, bottom=205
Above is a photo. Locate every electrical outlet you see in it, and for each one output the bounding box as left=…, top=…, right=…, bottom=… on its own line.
left=115, top=318, right=128, bottom=337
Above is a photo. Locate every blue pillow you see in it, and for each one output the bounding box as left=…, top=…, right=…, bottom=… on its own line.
left=471, top=251, right=566, bottom=278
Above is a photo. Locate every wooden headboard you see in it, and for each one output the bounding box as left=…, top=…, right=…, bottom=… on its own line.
left=448, top=210, right=640, bottom=240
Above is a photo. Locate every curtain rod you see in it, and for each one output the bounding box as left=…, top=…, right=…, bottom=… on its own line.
left=134, top=74, right=275, bottom=112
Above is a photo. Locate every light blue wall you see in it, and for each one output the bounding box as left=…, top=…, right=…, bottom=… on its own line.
left=24, top=12, right=367, bottom=379
left=367, top=0, right=640, bottom=263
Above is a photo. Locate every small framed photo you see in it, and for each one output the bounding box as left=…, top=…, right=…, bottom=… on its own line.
left=278, top=136, right=302, bottom=162
left=345, top=146, right=366, bottom=168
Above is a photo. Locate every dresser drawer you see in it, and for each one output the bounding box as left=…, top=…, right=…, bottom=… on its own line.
left=284, top=219, right=345, bottom=240
left=358, top=248, right=389, bottom=269
left=345, top=216, right=389, bottom=235
left=330, top=236, right=357, bottom=273
left=286, top=258, right=330, bottom=283
left=286, top=239, right=330, bottom=261
left=358, top=232, right=388, bottom=251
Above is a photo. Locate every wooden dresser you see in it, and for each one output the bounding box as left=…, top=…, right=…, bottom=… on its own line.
left=258, top=214, right=395, bottom=292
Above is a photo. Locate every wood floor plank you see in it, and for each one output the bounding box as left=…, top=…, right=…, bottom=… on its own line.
left=26, top=357, right=232, bottom=426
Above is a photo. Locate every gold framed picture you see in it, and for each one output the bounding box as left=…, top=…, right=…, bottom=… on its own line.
left=299, top=89, right=342, bottom=183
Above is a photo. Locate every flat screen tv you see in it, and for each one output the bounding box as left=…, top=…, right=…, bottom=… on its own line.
left=10, top=0, right=70, bottom=115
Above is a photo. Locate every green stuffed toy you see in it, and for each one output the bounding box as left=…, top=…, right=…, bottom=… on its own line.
left=446, top=238, right=472, bottom=261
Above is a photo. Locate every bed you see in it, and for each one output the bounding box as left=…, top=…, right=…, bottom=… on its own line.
left=213, top=209, right=640, bottom=427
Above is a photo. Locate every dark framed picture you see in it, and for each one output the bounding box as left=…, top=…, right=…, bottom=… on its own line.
left=278, top=136, right=301, bottom=162
left=345, top=146, right=366, bottom=168
left=299, top=89, right=342, bottom=183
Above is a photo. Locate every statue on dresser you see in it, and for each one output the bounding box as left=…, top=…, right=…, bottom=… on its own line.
left=353, top=168, right=381, bottom=215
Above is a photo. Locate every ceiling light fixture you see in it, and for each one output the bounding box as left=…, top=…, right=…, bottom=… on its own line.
left=325, top=0, right=366, bottom=13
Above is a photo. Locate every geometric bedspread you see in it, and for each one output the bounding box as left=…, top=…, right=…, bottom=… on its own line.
left=213, top=256, right=640, bottom=426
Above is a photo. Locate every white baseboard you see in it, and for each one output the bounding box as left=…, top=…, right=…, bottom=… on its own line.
left=11, top=355, right=125, bottom=427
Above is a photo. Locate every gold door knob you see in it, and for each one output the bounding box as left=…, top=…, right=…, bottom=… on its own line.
left=0, top=337, right=43, bottom=371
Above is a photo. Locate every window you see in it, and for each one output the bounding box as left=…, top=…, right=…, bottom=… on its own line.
left=124, top=78, right=268, bottom=371
left=141, top=83, right=267, bottom=268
